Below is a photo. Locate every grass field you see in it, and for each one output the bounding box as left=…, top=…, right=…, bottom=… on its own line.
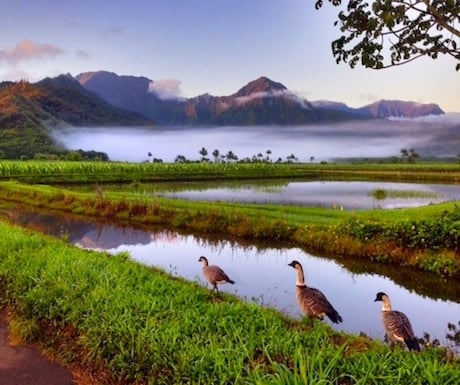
left=0, top=177, right=459, bottom=278
left=0, top=160, right=459, bottom=184
left=0, top=222, right=458, bottom=384
left=0, top=160, right=459, bottom=383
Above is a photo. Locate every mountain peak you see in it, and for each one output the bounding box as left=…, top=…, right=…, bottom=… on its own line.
left=234, top=76, right=287, bottom=97
left=36, top=74, right=80, bottom=89
left=360, top=99, right=444, bottom=118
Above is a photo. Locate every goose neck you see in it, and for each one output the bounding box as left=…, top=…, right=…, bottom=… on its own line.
left=381, top=296, right=392, bottom=311
left=295, top=266, right=306, bottom=286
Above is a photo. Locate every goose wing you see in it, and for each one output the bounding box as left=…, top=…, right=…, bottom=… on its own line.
left=382, top=310, right=415, bottom=341
left=205, top=265, right=234, bottom=284
left=297, top=286, right=342, bottom=323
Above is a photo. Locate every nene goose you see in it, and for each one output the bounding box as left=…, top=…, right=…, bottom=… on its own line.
left=374, top=292, right=420, bottom=351
left=198, top=256, right=235, bottom=293
left=288, top=260, right=342, bottom=324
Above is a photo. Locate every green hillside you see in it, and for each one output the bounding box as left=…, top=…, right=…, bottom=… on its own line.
left=0, top=77, right=154, bottom=160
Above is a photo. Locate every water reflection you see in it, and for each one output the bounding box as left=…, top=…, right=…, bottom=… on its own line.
left=5, top=205, right=459, bottom=351
left=142, top=181, right=460, bottom=210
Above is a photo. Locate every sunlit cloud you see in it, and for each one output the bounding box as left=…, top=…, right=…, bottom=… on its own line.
left=148, top=79, right=184, bottom=100
left=0, top=40, right=64, bottom=64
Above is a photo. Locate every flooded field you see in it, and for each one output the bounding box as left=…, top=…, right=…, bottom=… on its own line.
left=98, top=180, right=460, bottom=210
left=7, top=205, right=459, bottom=351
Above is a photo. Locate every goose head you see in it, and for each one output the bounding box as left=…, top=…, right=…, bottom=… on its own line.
left=374, top=292, right=388, bottom=302
left=198, top=256, right=209, bottom=266
left=288, top=260, right=302, bottom=269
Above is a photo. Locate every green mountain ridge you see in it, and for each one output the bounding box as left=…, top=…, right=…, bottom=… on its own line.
left=0, top=76, right=155, bottom=159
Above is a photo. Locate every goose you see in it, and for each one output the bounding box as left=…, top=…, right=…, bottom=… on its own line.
left=198, top=256, right=235, bottom=293
left=288, top=260, right=342, bottom=324
left=374, top=292, right=420, bottom=351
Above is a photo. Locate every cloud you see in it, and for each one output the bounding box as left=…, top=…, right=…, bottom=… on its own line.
left=391, top=112, right=460, bottom=125
left=0, top=40, right=65, bottom=64
left=235, top=90, right=311, bottom=109
left=148, top=79, right=184, bottom=100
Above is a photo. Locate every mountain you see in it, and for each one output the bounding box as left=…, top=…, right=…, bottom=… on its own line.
left=0, top=75, right=155, bottom=159
left=233, top=76, right=287, bottom=96
left=311, top=99, right=444, bottom=119
left=0, top=81, right=62, bottom=158
left=35, top=74, right=154, bottom=126
left=1, top=71, right=448, bottom=159
left=356, top=100, right=444, bottom=118
left=77, top=71, right=445, bottom=125
left=76, top=71, right=187, bottom=125
left=189, top=77, right=360, bottom=125
left=77, top=72, right=363, bottom=125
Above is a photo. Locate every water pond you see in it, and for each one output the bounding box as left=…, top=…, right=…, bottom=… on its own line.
left=95, top=180, right=460, bottom=210
left=6, top=205, right=459, bottom=352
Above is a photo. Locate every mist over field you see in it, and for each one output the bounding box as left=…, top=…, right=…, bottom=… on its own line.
left=52, top=115, right=460, bottom=163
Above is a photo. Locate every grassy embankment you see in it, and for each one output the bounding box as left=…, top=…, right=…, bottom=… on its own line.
left=0, top=221, right=458, bottom=384
left=1, top=160, right=460, bottom=184
left=0, top=160, right=459, bottom=278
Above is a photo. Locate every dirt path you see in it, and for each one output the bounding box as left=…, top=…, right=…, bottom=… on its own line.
left=0, top=317, right=76, bottom=385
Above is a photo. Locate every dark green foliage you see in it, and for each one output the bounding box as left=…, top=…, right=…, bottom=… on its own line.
left=315, top=0, right=460, bottom=70
left=0, top=127, right=64, bottom=159
left=340, top=210, right=460, bottom=251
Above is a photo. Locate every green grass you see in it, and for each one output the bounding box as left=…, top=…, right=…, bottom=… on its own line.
left=0, top=160, right=460, bottom=184
left=370, top=188, right=439, bottom=200
left=0, top=179, right=459, bottom=278
left=0, top=222, right=457, bottom=384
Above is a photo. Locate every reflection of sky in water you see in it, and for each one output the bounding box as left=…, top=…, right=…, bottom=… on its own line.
left=9, top=205, right=459, bottom=351
left=161, top=181, right=460, bottom=210
left=84, top=230, right=460, bottom=348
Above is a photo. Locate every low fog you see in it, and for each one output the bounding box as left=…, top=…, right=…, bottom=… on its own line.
left=51, top=115, right=460, bottom=163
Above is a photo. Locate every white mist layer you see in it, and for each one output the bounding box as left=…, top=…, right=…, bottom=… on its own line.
left=51, top=119, right=459, bottom=163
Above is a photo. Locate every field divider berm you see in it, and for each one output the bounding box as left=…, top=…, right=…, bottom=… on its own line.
left=0, top=176, right=459, bottom=279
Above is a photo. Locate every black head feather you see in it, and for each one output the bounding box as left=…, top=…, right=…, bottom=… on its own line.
left=374, top=292, right=387, bottom=302
left=288, top=260, right=300, bottom=268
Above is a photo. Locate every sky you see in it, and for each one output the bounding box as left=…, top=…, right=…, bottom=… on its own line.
left=1, top=0, right=459, bottom=112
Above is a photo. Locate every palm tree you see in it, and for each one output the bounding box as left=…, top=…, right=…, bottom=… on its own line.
left=225, top=150, right=238, bottom=162
left=408, top=148, right=419, bottom=163
left=175, top=155, right=187, bottom=163
left=212, top=149, right=220, bottom=163
left=400, top=148, right=409, bottom=160
left=265, top=149, right=272, bottom=162
left=401, top=148, right=419, bottom=163
left=199, top=147, right=209, bottom=162
left=286, top=153, right=298, bottom=163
